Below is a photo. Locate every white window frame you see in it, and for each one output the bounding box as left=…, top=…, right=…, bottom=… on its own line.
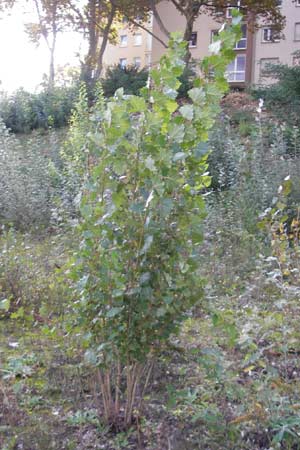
left=120, top=35, right=128, bottom=47
left=293, top=55, right=300, bottom=66
left=211, top=30, right=219, bottom=43
left=262, top=27, right=280, bottom=43
left=189, top=32, right=197, bottom=48
left=295, top=23, right=300, bottom=41
left=134, top=33, right=142, bottom=46
left=226, top=7, right=233, bottom=18
left=119, top=58, right=127, bottom=68
left=235, top=23, right=247, bottom=49
left=226, top=1, right=241, bottom=18
left=134, top=57, right=141, bottom=68
left=226, top=54, right=246, bottom=82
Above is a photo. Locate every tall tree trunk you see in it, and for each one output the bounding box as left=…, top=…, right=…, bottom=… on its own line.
left=182, top=3, right=201, bottom=65
left=94, top=3, right=116, bottom=79
left=81, top=0, right=98, bottom=87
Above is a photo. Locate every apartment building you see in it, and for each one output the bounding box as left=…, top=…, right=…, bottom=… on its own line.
left=253, top=0, right=300, bottom=83
left=103, top=17, right=153, bottom=70
left=102, top=0, right=300, bottom=87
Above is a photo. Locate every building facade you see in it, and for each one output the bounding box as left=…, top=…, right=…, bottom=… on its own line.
left=102, top=0, right=300, bottom=87
left=253, top=0, right=300, bottom=84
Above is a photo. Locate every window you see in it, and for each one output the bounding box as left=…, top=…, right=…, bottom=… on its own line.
left=120, top=35, right=128, bottom=47
left=297, top=0, right=300, bottom=6
left=260, top=58, right=279, bottom=76
left=134, top=33, right=142, bottom=46
left=226, top=7, right=233, bottom=18
left=226, top=1, right=241, bottom=18
left=134, top=57, right=141, bottom=68
left=294, top=23, right=300, bottom=41
left=189, top=32, right=197, bottom=47
left=262, top=27, right=280, bottom=42
left=293, top=55, right=300, bottom=66
left=276, top=0, right=282, bottom=6
left=226, top=54, right=246, bottom=82
left=146, top=53, right=151, bottom=68
left=235, top=24, right=247, bottom=49
left=119, top=58, right=127, bottom=68
left=211, top=30, right=219, bottom=42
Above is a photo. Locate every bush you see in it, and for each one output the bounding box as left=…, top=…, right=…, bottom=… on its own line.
left=0, top=121, right=63, bottom=229
left=0, top=229, right=70, bottom=318
left=253, top=63, right=300, bottom=127
left=101, top=64, right=148, bottom=97
left=0, top=84, right=79, bottom=134
left=177, top=63, right=197, bottom=99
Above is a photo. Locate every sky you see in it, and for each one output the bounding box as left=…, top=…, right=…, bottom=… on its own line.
left=0, top=3, right=83, bottom=92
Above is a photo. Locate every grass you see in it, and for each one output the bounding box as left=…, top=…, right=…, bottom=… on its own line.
left=1, top=228, right=300, bottom=449
left=1, top=111, right=300, bottom=449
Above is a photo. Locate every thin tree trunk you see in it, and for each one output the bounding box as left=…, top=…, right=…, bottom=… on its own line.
left=94, top=3, right=117, bottom=79
left=82, top=0, right=98, bottom=87
left=183, top=4, right=201, bottom=65
left=49, top=47, right=55, bottom=87
left=49, top=24, right=57, bottom=88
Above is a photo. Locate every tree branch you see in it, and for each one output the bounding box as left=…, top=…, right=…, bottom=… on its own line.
left=150, top=0, right=170, bottom=38
left=170, top=0, right=185, bottom=15
left=127, top=18, right=168, bottom=48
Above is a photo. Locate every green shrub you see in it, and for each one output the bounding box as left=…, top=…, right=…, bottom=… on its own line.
left=177, top=63, right=197, bottom=99
left=101, top=64, right=148, bottom=98
left=253, top=63, right=300, bottom=128
left=70, top=17, right=242, bottom=429
left=0, top=121, right=62, bottom=229
left=0, top=229, right=70, bottom=317
left=0, top=84, right=79, bottom=134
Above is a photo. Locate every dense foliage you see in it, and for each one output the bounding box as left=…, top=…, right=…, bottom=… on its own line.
left=100, top=64, right=149, bottom=98
left=253, top=62, right=300, bottom=128
left=69, top=16, right=242, bottom=428
left=0, top=121, right=64, bottom=228
left=2, top=5, right=300, bottom=449
left=0, top=84, right=79, bottom=133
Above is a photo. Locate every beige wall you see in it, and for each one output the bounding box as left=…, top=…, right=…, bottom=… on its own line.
left=253, top=0, right=300, bottom=85
left=102, top=19, right=153, bottom=70
left=101, top=0, right=300, bottom=86
left=152, top=1, right=222, bottom=64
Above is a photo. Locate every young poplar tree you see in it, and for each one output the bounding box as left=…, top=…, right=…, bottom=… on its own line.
left=70, top=14, right=242, bottom=429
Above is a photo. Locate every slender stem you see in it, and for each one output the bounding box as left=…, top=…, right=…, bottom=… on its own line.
left=114, top=358, right=122, bottom=419
left=97, top=369, right=110, bottom=422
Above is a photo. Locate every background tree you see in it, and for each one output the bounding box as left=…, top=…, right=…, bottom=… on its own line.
left=25, top=0, right=70, bottom=88
left=66, top=0, right=152, bottom=90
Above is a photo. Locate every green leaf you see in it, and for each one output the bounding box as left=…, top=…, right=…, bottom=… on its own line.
left=11, top=307, right=24, bottom=319
left=84, top=349, right=98, bottom=366
left=169, top=124, right=185, bottom=143
left=139, top=235, right=153, bottom=255
left=180, top=104, right=194, bottom=121
left=173, top=152, right=186, bottom=162
left=145, top=156, right=156, bottom=172
left=106, top=307, right=123, bottom=318
left=188, top=87, right=205, bottom=104
left=0, top=298, right=10, bottom=311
